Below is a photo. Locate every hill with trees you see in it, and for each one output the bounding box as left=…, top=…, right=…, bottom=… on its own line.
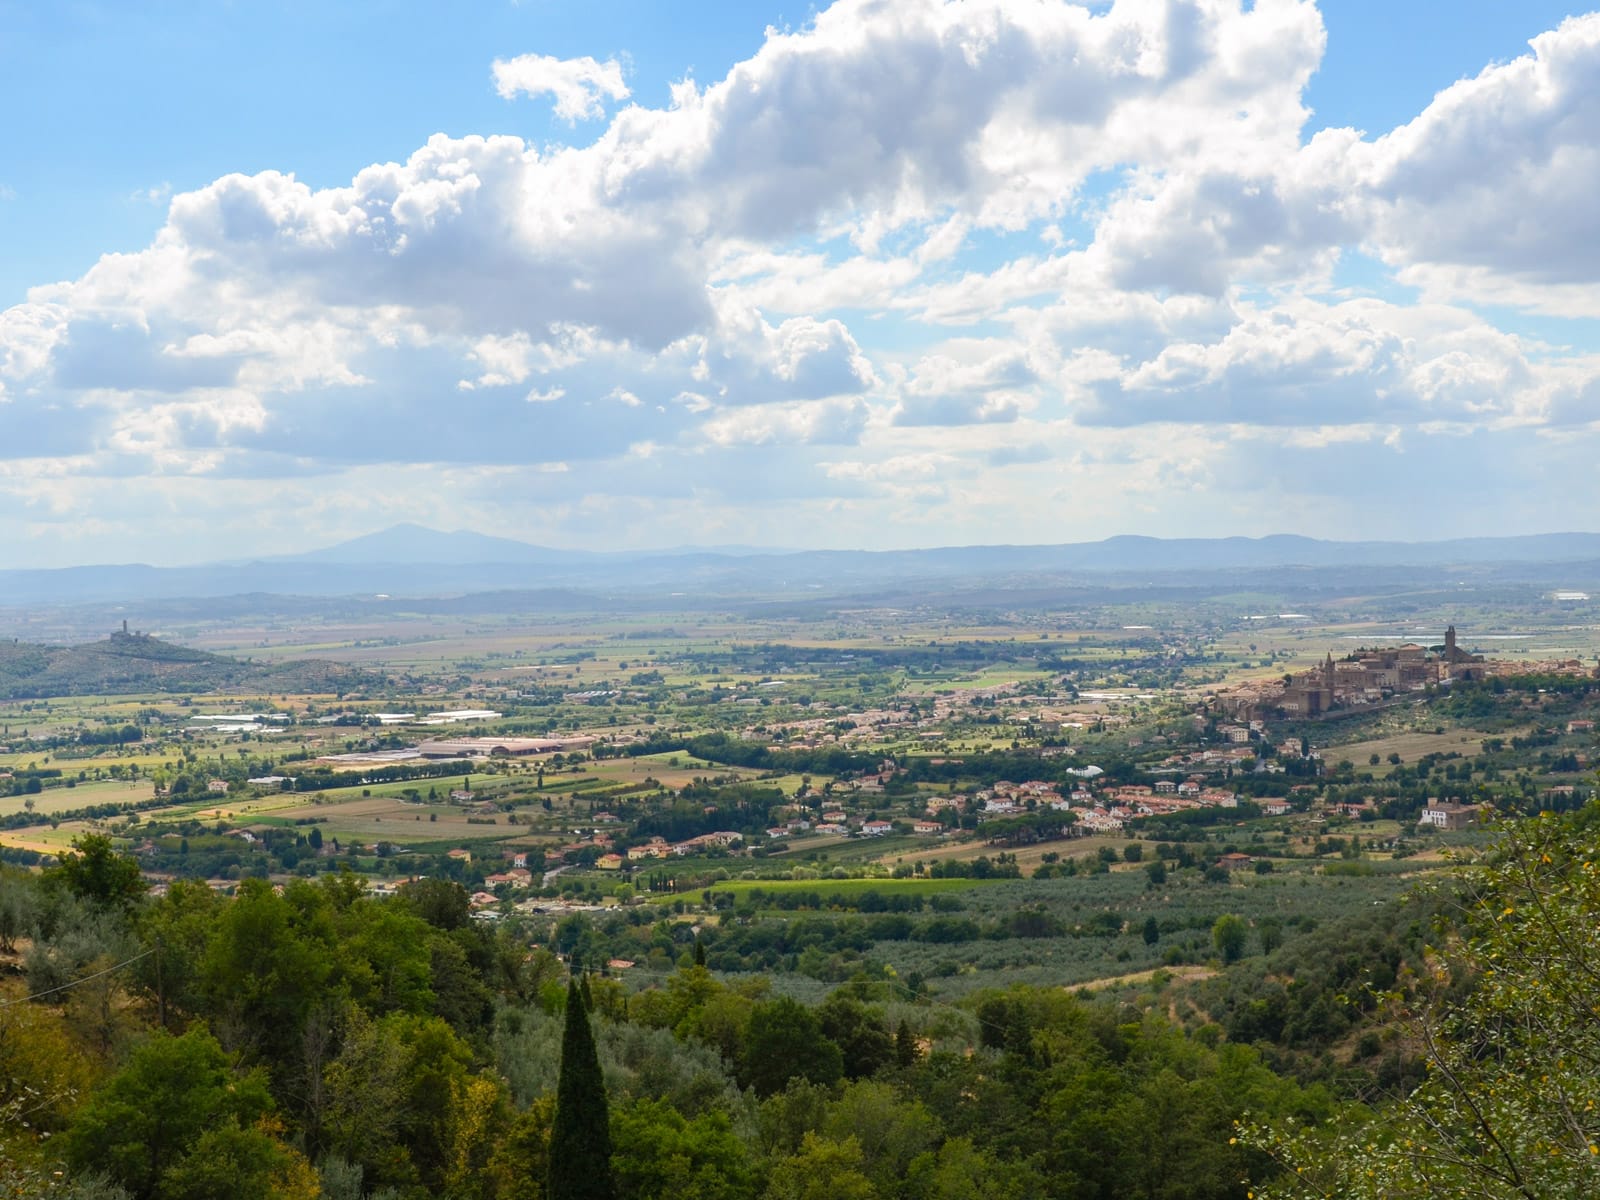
left=0, top=629, right=379, bottom=698
left=4, top=804, right=1598, bottom=1199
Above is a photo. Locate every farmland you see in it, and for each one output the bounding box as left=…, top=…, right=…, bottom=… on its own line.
left=0, top=580, right=1588, bottom=1006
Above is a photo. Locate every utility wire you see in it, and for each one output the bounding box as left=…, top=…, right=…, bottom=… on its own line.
left=0, top=948, right=154, bottom=1009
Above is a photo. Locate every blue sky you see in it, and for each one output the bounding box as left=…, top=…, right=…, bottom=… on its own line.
left=2, top=0, right=1578, bottom=303
left=1, top=0, right=1597, bottom=565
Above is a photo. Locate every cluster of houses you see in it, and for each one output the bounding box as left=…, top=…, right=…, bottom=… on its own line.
left=596, top=830, right=745, bottom=869
left=765, top=805, right=938, bottom=840
left=735, top=682, right=1146, bottom=756
left=965, top=775, right=1262, bottom=835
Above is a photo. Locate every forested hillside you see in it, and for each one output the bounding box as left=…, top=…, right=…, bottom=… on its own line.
left=0, top=632, right=380, bottom=698
left=4, top=808, right=1598, bottom=1199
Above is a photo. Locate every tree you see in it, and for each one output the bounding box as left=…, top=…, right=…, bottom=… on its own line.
left=1142, top=915, right=1160, bottom=946
left=548, top=979, right=616, bottom=1200
left=1212, top=914, right=1247, bottom=964
left=1257, top=916, right=1283, bottom=955
left=322, top=1008, right=412, bottom=1180
left=403, top=877, right=472, bottom=931
left=1245, top=804, right=1600, bottom=1198
left=905, top=1136, right=1044, bottom=1200
left=817, top=993, right=893, bottom=1080
left=0, top=867, right=36, bottom=954
left=895, top=1020, right=918, bottom=1069
left=486, top=1095, right=555, bottom=1200
left=50, top=834, right=146, bottom=912
left=765, top=1134, right=877, bottom=1200
left=199, top=878, right=335, bottom=1067
left=63, top=1028, right=273, bottom=1198
left=157, top=1118, right=320, bottom=1200
left=610, top=1098, right=755, bottom=1200
left=741, top=997, right=844, bottom=1097
left=822, top=1081, right=939, bottom=1194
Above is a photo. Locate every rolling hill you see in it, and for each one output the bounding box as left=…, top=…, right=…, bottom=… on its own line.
left=0, top=630, right=383, bottom=699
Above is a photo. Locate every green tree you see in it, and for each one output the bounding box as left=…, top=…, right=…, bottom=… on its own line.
left=63, top=1028, right=273, bottom=1198
left=548, top=979, right=616, bottom=1200
left=1257, top=916, right=1283, bottom=955
left=817, top=993, right=893, bottom=1080
left=822, top=1081, right=939, bottom=1194
left=157, top=1118, right=320, bottom=1200
left=1212, top=914, right=1247, bottom=964
left=1245, top=805, right=1600, bottom=1198
left=341, top=901, right=436, bottom=1015
left=403, top=877, right=472, bottom=931
left=486, top=1095, right=554, bottom=1200
left=0, top=867, right=36, bottom=954
left=765, top=1134, right=877, bottom=1200
left=199, top=878, right=335, bottom=1066
left=50, top=834, right=147, bottom=912
left=322, top=1007, right=411, bottom=1181
left=894, top=1020, right=918, bottom=1069
left=610, top=1098, right=756, bottom=1200
left=132, top=880, right=221, bottom=1027
left=741, top=997, right=844, bottom=1097
left=905, top=1136, right=1045, bottom=1200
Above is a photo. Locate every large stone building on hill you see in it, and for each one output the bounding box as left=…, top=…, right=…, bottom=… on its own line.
left=1220, top=627, right=1485, bottom=721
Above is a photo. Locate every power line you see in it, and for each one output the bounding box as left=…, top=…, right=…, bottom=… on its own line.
left=0, top=948, right=154, bottom=1009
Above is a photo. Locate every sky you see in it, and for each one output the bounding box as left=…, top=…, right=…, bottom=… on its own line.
left=1, top=0, right=1597, bottom=567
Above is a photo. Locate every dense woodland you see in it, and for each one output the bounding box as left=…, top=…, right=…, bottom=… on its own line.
left=4, top=801, right=1599, bottom=1200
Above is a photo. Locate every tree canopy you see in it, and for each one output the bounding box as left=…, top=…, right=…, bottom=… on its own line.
left=1244, top=805, right=1600, bottom=1199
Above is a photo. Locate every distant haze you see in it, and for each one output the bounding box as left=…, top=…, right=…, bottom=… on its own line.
left=4, top=526, right=1600, bottom=607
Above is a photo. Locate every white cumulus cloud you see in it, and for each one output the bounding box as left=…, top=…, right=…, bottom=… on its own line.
left=492, top=53, right=631, bottom=122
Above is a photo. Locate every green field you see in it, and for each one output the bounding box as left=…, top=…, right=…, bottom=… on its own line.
left=0, top=778, right=156, bottom=818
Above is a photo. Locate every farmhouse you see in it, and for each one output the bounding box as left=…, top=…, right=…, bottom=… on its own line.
left=1418, top=802, right=1481, bottom=831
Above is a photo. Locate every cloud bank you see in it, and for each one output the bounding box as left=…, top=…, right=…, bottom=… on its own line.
left=1, top=0, right=1598, bottom=563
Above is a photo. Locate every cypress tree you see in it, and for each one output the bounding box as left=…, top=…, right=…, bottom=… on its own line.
left=547, top=979, right=616, bottom=1200
left=895, top=1019, right=918, bottom=1068
left=694, top=937, right=707, bottom=967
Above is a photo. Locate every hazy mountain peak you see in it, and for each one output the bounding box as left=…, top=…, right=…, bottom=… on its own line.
left=282, top=524, right=573, bottom=566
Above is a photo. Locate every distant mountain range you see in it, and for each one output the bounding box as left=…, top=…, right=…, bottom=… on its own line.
left=4, top=526, right=1600, bottom=607
left=275, top=526, right=1600, bottom=571
left=262, top=523, right=782, bottom=566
